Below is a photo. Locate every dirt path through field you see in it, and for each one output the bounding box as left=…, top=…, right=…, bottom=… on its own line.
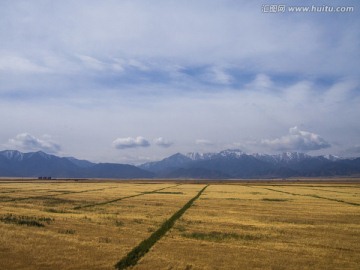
left=115, top=185, right=209, bottom=270
left=1, top=187, right=112, bottom=203
left=253, top=186, right=360, bottom=206
left=74, top=184, right=182, bottom=209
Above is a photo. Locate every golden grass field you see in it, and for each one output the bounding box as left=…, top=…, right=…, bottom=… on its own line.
left=0, top=179, right=359, bottom=269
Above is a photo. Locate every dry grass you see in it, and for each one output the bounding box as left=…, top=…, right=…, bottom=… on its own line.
left=0, top=181, right=198, bottom=269
left=0, top=180, right=359, bottom=269
left=134, top=184, right=360, bottom=270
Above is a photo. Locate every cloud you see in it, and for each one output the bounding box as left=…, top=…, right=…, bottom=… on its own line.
left=245, top=74, right=273, bottom=90
left=1, top=1, right=359, bottom=79
left=154, top=137, right=173, bottom=148
left=0, top=55, right=50, bottom=74
left=6, top=133, right=61, bottom=153
left=203, top=66, right=233, bottom=85
left=76, top=54, right=106, bottom=71
left=0, top=1, right=359, bottom=162
left=196, top=139, right=214, bottom=146
left=261, top=127, right=331, bottom=152
left=112, top=136, right=150, bottom=149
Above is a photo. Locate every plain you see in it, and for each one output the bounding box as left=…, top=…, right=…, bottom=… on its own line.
left=0, top=179, right=359, bottom=270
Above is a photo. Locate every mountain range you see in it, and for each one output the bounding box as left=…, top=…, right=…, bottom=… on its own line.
left=1, top=149, right=360, bottom=179
left=140, top=149, right=360, bottom=178
left=0, top=150, right=153, bottom=179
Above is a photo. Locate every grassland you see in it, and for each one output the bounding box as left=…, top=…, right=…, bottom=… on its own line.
left=0, top=179, right=359, bottom=269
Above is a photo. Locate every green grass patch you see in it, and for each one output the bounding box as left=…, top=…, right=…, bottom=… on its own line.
left=45, top=208, right=69, bottom=213
left=182, top=231, right=262, bottom=242
left=152, top=191, right=184, bottom=194
left=0, top=214, right=54, bottom=227
left=175, top=224, right=187, bottom=232
left=306, top=194, right=360, bottom=206
left=58, top=229, right=76, bottom=234
left=115, top=220, right=124, bottom=227
left=99, top=237, right=111, bottom=243
left=133, top=218, right=144, bottom=224
left=38, top=197, right=76, bottom=206
left=260, top=187, right=360, bottom=206
left=262, top=198, right=290, bottom=202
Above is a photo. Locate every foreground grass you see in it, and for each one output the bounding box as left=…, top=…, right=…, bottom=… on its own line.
left=0, top=182, right=198, bottom=270
left=133, top=183, right=360, bottom=270
left=0, top=180, right=359, bottom=269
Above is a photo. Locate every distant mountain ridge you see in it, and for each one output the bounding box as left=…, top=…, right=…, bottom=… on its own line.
left=0, top=150, right=153, bottom=178
left=1, top=149, right=359, bottom=179
left=139, top=149, right=360, bottom=178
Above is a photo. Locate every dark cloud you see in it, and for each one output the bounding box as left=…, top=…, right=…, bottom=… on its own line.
left=113, top=136, right=150, bottom=149
left=154, top=137, right=173, bottom=148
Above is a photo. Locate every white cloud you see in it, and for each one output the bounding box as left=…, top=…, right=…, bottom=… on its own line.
left=6, top=133, right=61, bottom=153
left=0, top=1, right=359, bottom=162
left=261, top=127, right=331, bottom=152
left=128, top=59, right=149, bottom=71
left=112, top=136, right=150, bottom=149
left=204, top=66, right=233, bottom=85
left=154, top=137, right=173, bottom=148
left=246, top=74, right=273, bottom=90
left=0, top=55, right=50, bottom=74
left=1, top=1, right=358, bottom=77
left=76, top=55, right=106, bottom=71
left=324, top=80, right=359, bottom=105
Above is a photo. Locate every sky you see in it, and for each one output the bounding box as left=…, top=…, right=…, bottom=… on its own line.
left=0, top=0, right=359, bottom=164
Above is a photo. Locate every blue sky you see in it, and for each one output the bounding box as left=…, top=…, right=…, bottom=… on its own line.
left=0, top=0, right=359, bottom=164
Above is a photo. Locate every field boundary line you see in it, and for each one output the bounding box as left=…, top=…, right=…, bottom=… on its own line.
left=74, top=184, right=182, bottom=209
left=253, top=186, right=360, bottom=206
left=1, top=187, right=114, bottom=203
left=114, top=185, right=209, bottom=270
left=295, top=186, right=360, bottom=195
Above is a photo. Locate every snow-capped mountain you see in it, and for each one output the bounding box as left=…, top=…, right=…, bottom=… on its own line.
left=1, top=149, right=359, bottom=179
left=323, top=154, right=341, bottom=161
left=252, top=152, right=310, bottom=164
left=139, top=149, right=360, bottom=178
left=185, top=152, right=216, bottom=160
left=185, top=149, right=245, bottom=160
left=0, top=150, right=25, bottom=161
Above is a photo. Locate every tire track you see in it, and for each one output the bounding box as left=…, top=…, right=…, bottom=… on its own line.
left=296, top=186, right=360, bottom=195
left=115, top=185, right=209, bottom=270
left=251, top=186, right=360, bottom=206
left=74, top=184, right=182, bottom=210
left=1, top=187, right=115, bottom=203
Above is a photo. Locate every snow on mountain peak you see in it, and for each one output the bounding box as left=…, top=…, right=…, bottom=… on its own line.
left=219, top=149, right=245, bottom=157
left=185, top=152, right=215, bottom=160
left=185, top=149, right=246, bottom=160
left=280, top=152, right=309, bottom=160
left=323, top=154, right=340, bottom=161
left=0, top=150, right=24, bottom=161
